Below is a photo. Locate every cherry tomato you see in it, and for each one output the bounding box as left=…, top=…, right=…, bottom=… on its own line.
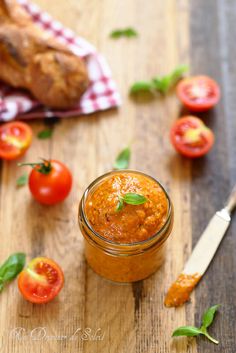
left=18, top=257, right=64, bottom=304
left=0, top=121, right=32, bottom=160
left=28, top=160, right=72, bottom=205
left=177, top=75, right=220, bottom=112
left=170, top=116, right=215, bottom=158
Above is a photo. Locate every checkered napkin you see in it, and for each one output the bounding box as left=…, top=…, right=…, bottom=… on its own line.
left=0, top=0, right=121, bottom=121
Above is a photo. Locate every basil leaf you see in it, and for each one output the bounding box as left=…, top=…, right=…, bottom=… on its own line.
left=172, top=304, right=221, bottom=345
left=201, top=304, right=220, bottom=329
left=130, top=81, right=154, bottom=94
left=123, top=193, right=147, bottom=205
left=0, top=253, right=26, bottom=291
left=171, top=64, right=189, bottom=81
left=172, top=326, right=203, bottom=337
left=131, top=65, right=188, bottom=95
left=37, top=128, right=53, bottom=139
left=152, top=64, right=189, bottom=94
left=110, top=28, right=138, bottom=39
left=113, top=147, right=131, bottom=170
left=116, top=197, right=124, bottom=212
left=16, top=173, right=28, bottom=187
left=152, top=76, right=171, bottom=94
left=202, top=331, right=219, bottom=345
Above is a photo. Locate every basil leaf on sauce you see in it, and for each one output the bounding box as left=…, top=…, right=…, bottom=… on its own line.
left=123, top=193, right=147, bottom=205
left=113, top=147, right=131, bottom=170
left=116, top=193, right=147, bottom=212
left=116, top=197, right=124, bottom=212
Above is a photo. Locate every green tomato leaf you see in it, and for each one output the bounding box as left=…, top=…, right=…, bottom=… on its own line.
left=110, top=28, right=138, bottom=39
left=0, top=253, right=26, bottom=291
left=201, top=304, right=220, bottom=329
left=123, top=193, right=147, bottom=205
left=172, top=326, right=203, bottom=337
left=16, top=173, right=28, bottom=187
left=37, top=128, right=53, bottom=139
left=113, top=147, right=131, bottom=170
left=130, top=81, right=154, bottom=94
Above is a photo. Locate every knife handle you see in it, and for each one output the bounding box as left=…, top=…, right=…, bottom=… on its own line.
left=225, top=184, right=236, bottom=214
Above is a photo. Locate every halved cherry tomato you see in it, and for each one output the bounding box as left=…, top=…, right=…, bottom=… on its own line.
left=18, top=257, right=64, bottom=304
left=177, top=75, right=220, bottom=112
left=0, top=121, right=32, bottom=160
left=170, top=116, right=215, bottom=158
left=27, top=159, right=72, bottom=205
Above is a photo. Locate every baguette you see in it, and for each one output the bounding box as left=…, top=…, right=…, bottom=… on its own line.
left=0, top=0, right=89, bottom=109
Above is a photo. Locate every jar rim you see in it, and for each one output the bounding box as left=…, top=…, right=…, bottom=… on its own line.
left=79, top=169, right=173, bottom=247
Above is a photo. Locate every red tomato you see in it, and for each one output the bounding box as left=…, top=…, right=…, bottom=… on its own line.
left=29, top=160, right=72, bottom=205
left=18, top=257, right=64, bottom=304
left=170, top=116, right=215, bottom=158
left=0, top=121, right=32, bottom=160
left=177, top=75, right=220, bottom=111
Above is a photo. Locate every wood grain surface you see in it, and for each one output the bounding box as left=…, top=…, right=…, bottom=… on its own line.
left=0, top=0, right=235, bottom=352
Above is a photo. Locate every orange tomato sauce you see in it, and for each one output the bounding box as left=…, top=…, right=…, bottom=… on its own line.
left=164, top=273, right=201, bottom=307
left=85, top=172, right=168, bottom=244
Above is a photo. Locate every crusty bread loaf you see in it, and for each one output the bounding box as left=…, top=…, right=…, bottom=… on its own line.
left=0, top=0, right=89, bottom=109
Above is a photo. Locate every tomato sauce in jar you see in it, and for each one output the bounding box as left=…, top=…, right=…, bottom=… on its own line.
left=79, top=170, right=173, bottom=282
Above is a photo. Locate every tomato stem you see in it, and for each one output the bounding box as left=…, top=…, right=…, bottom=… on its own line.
left=18, top=161, right=52, bottom=175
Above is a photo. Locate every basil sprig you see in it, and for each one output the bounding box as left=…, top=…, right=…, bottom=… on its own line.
left=0, top=253, right=26, bottom=292
left=113, top=147, right=131, bottom=170
left=110, top=28, right=138, bottom=39
left=116, top=193, right=147, bottom=212
left=130, top=65, right=188, bottom=95
left=172, top=304, right=220, bottom=344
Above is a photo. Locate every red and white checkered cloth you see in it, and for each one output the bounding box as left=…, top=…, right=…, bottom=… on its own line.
left=0, top=0, right=121, bottom=121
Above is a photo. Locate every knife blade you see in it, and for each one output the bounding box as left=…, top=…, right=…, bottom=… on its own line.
left=165, top=184, right=236, bottom=307
left=183, top=209, right=230, bottom=275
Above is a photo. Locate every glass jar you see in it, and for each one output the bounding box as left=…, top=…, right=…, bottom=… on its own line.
left=78, top=170, right=174, bottom=283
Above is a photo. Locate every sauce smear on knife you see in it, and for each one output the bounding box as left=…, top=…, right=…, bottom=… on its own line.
left=164, top=273, right=201, bottom=307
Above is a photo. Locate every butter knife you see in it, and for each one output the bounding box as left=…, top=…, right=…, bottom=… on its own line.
left=165, top=184, right=236, bottom=307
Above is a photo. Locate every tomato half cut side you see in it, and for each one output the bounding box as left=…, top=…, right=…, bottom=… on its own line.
left=0, top=121, right=32, bottom=160
left=170, top=116, right=215, bottom=158
left=18, top=257, right=64, bottom=304
left=177, top=75, right=220, bottom=112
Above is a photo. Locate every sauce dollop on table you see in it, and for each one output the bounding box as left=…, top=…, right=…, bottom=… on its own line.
left=85, top=172, right=168, bottom=243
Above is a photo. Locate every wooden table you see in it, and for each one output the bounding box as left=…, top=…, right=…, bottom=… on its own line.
left=0, top=0, right=236, bottom=352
